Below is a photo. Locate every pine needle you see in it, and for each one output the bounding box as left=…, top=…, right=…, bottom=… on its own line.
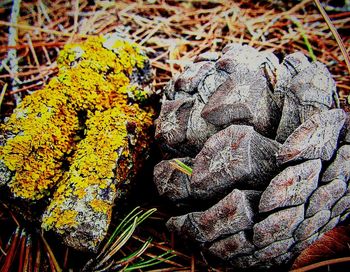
left=83, top=207, right=174, bottom=272
left=40, top=234, right=62, bottom=272
left=1, top=227, right=21, bottom=272
left=0, top=83, right=7, bottom=111
left=288, top=15, right=317, bottom=61
left=313, top=0, right=350, bottom=75
left=170, top=159, right=193, bottom=176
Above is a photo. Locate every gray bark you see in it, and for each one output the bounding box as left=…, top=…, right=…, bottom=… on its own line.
left=319, top=216, right=340, bottom=235
left=154, top=44, right=349, bottom=269
left=341, top=113, right=350, bottom=143
left=186, top=98, right=218, bottom=152
left=254, top=238, right=294, bottom=261
left=155, top=98, right=194, bottom=152
left=201, top=68, right=280, bottom=137
left=294, top=210, right=330, bottom=241
left=174, top=61, right=215, bottom=94
left=208, top=231, right=255, bottom=260
left=332, top=194, right=350, bottom=218
left=292, top=233, right=319, bottom=254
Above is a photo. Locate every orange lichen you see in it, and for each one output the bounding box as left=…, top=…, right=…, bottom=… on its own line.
left=1, top=36, right=154, bottom=237
left=0, top=88, right=79, bottom=199
left=44, top=209, right=79, bottom=233
left=42, top=105, right=153, bottom=234
left=90, top=199, right=111, bottom=214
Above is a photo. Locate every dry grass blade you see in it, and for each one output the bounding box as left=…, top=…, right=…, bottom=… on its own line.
left=97, top=206, right=143, bottom=259
left=130, top=235, right=187, bottom=268
left=0, top=247, right=5, bottom=259
left=314, top=0, right=350, bottom=75
left=123, top=252, right=175, bottom=271
left=82, top=207, right=176, bottom=272
left=112, top=239, right=152, bottom=268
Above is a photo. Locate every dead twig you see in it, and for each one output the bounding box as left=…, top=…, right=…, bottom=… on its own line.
left=7, top=0, right=21, bottom=105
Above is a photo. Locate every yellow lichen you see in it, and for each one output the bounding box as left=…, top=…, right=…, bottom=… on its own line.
left=44, top=209, right=79, bottom=232
left=1, top=36, right=154, bottom=234
left=90, top=199, right=111, bottom=214
left=0, top=88, right=79, bottom=199
left=42, top=104, right=153, bottom=233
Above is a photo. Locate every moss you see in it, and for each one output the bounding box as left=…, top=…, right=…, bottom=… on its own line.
left=1, top=36, right=154, bottom=234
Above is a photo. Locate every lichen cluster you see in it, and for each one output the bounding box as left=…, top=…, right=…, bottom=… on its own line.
left=0, top=36, right=154, bottom=247
left=1, top=88, right=78, bottom=199
left=42, top=105, right=152, bottom=238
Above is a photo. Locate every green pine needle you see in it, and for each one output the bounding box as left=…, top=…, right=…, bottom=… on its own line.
left=171, top=159, right=193, bottom=176
left=84, top=207, right=175, bottom=272
left=123, top=250, right=175, bottom=271
left=288, top=15, right=317, bottom=61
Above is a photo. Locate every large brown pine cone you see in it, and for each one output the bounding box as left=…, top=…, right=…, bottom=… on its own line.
left=153, top=44, right=350, bottom=269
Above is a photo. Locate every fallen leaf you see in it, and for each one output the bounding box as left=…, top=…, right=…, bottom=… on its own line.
left=292, top=224, right=350, bottom=269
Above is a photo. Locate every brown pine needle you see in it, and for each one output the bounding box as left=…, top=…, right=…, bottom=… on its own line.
left=1, top=227, right=21, bottom=272
left=25, top=33, right=43, bottom=80
left=17, top=229, right=27, bottom=272
left=0, top=21, right=89, bottom=38
left=33, top=240, right=41, bottom=272
left=40, top=234, right=62, bottom=272
left=24, top=235, right=32, bottom=272
left=0, top=83, right=8, bottom=111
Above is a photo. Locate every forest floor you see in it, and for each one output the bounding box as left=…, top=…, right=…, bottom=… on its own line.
left=0, top=0, right=349, bottom=271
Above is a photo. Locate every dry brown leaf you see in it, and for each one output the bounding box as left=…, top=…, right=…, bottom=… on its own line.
left=292, top=225, right=350, bottom=269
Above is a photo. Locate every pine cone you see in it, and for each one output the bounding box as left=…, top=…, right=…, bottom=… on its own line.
left=154, top=44, right=350, bottom=269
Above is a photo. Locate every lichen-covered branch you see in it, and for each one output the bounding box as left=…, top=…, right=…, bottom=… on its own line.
left=0, top=35, right=154, bottom=251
